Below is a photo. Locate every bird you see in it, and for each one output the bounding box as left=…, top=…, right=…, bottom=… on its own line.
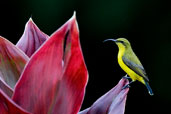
left=104, top=38, right=154, bottom=95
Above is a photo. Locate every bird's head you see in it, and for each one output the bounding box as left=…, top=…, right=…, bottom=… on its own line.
left=104, top=38, right=131, bottom=49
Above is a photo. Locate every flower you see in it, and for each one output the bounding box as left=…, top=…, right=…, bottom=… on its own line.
left=0, top=12, right=129, bottom=114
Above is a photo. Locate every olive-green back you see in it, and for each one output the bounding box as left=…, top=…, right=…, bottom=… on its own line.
left=122, top=47, right=149, bottom=81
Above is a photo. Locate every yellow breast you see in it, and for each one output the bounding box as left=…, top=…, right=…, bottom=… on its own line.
left=117, top=44, right=144, bottom=84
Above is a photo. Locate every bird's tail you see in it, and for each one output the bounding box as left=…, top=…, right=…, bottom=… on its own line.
left=144, top=80, right=154, bottom=96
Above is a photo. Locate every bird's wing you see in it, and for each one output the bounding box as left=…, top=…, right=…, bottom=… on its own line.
left=122, top=52, right=149, bottom=81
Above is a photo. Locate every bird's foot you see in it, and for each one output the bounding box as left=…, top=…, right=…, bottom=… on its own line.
left=122, top=80, right=135, bottom=90
left=122, top=84, right=131, bottom=90
left=122, top=74, right=131, bottom=79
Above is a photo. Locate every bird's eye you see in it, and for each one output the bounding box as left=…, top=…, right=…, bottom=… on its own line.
left=120, top=41, right=124, bottom=44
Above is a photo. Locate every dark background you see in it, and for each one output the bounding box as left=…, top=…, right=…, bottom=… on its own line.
left=0, top=0, right=170, bottom=114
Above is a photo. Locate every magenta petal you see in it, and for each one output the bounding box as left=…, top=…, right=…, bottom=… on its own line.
left=79, top=79, right=129, bottom=114
left=0, top=89, right=31, bottom=114
left=0, top=37, right=29, bottom=89
left=12, top=13, right=88, bottom=114
left=16, top=18, right=49, bottom=57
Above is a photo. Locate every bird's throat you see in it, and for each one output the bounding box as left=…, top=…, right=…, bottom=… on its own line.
left=118, top=45, right=125, bottom=59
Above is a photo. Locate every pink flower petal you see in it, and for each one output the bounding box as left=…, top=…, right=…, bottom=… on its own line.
left=108, top=88, right=128, bottom=114
left=12, top=13, right=88, bottom=114
left=0, top=89, right=31, bottom=114
left=16, top=18, right=49, bottom=57
left=0, top=37, right=29, bottom=89
left=79, top=79, right=129, bottom=114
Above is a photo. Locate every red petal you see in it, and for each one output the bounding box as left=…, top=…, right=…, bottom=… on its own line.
left=0, top=37, right=29, bottom=89
left=0, top=89, right=31, bottom=114
left=0, top=79, right=13, bottom=98
left=16, top=18, right=49, bottom=57
left=52, top=13, right=88, bottom=114
left=12, top=13, right=88, bottom=114
left=79, top=79, right=129, bottom=114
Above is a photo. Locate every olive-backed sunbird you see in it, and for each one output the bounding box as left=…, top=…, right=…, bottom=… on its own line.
left=104, top=38, right=154, bottom=95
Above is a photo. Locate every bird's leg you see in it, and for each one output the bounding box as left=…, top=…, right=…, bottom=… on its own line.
left=122, top=80, right=134, bottom=90
left=122, top=74, right=131, bottom=79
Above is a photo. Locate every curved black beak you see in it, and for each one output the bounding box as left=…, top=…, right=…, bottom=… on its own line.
left=103, top=39, right=117, bottom=43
